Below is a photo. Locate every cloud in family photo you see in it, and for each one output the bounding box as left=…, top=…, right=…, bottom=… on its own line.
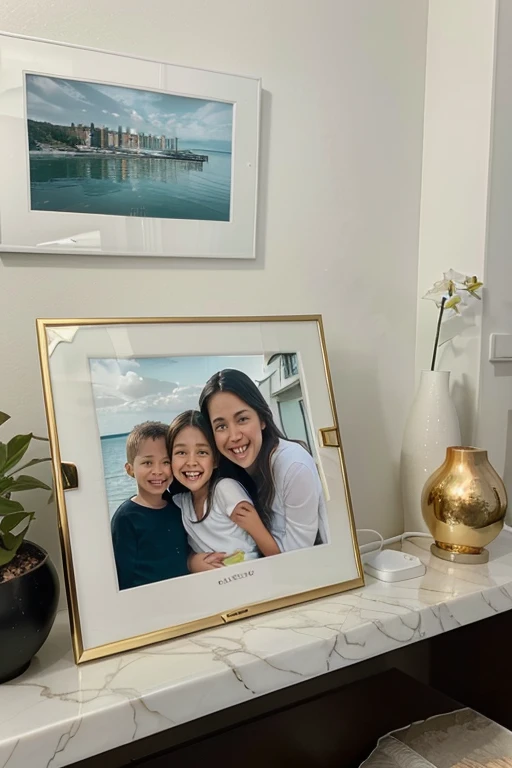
left=90, top=355, right=266, bottom=436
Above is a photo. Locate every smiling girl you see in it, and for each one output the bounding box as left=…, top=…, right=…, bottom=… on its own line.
left=167, top=410, right=280, bottom=569
left=199, top=369, right=329, bottom=552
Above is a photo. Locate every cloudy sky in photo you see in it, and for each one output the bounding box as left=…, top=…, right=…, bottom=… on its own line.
left=90, top=355, right=265, bottom=436
left=26, top=74, right=234, bottom=145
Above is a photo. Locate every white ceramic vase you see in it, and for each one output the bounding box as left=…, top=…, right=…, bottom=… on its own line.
left=400, top=370, right=461, bottom=533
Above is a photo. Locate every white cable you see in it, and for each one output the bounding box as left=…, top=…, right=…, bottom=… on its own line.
left=358, top=522, right=511, bottom=557
left=356, top=528, right=384, bottom=554
left=357, top=529, right=432, bottom=555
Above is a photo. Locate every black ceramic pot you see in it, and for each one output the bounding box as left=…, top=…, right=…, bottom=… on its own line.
left=0, top=541, right=60, bottom=684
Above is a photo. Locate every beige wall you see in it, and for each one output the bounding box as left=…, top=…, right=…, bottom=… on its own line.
left=415, top=0, right=497, bottom=445
left=477, top=0, right=512, bottom=523
left=0, top=0, right=428, bottom=593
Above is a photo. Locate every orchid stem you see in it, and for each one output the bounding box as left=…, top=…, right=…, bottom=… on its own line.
left=430, top=296, right=446, bottom=372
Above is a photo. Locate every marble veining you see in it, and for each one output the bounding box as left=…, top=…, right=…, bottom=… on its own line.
left=2, top=534, right=512, bottom=767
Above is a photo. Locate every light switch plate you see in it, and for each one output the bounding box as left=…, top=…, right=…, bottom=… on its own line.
left=489, top=333, right=512, bottom=362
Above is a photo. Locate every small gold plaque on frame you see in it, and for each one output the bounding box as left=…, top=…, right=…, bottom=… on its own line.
left=61, top=462, right=79, bottom=491
left=319, top=427, right=341, bottom=448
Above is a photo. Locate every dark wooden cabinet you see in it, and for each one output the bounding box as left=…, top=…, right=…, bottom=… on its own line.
left=135, top=669, right=461, bottom=768
left=74, top=610, right=512, bottom=768
left=430, top=610, right=512, bottom=732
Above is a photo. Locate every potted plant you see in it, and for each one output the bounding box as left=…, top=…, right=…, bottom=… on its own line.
left=0, top=411, right=59, bottom=683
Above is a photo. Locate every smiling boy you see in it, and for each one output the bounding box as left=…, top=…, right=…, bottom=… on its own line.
left=111, top=421, right=189, bottom=590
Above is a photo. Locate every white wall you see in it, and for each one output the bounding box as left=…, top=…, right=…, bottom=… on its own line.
left=476, top=0, right=512, bottom=523
left=415, top=0, right=497, bottom=444
left=0, top=0, right=428, bottom=591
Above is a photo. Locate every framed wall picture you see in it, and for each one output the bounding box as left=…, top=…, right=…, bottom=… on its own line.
left=0, top=32, right=260, bottom=259
left=37, top=315, right=363, bottom=663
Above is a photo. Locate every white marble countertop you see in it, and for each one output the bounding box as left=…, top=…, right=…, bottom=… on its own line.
left=2, top=534, right=512, bottom=767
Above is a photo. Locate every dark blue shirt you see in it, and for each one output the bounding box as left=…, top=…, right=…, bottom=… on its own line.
left=111, top=498, right=189, bottom=590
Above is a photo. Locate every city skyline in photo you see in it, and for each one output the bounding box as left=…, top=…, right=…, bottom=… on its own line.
left=26, top=74, right=234, bottom=148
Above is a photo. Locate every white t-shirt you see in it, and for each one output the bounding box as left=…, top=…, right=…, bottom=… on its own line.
left=269, top=439, right=329, bottom=552
left=174, top=478, right=260, bottom=560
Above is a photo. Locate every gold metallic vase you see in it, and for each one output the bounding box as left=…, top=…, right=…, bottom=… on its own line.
left=421, top=446, right=507, bottom=564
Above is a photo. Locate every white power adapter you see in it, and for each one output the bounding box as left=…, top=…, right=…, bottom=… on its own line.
left=363, top=549, right=426, bottom=583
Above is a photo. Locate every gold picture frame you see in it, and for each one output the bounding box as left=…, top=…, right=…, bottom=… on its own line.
left=37, top=315, right=364, bottom=663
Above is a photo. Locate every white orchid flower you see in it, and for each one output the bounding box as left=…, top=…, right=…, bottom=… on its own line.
left=444, top=269, right=483, bottom=299
left=424, top=268, right=484, bottom=370
left=423, top=277, right=463, bottom=316
left=423, top=269, right=482, bottom=317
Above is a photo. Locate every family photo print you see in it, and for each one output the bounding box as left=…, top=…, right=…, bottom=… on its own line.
left=37, top=316, right=363, bottom=663
left=0, top=31, right=260, bottom=258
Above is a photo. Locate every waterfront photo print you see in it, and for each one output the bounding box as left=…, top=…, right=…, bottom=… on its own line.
left=0, top=33, right=259, bottom=258
left=26, top=74, right=233, bottom=221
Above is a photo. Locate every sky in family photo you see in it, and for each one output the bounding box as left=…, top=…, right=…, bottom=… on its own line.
left=90, top=355, right=266, bottom=517
left=90, top=355, right=265, bottom=437
left=26, top=74, right=234, bottom=147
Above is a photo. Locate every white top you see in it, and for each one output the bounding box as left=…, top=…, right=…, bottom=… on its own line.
left=269, top=439, right=329, bottom=552
left=174, top=478, right=260, bottom=559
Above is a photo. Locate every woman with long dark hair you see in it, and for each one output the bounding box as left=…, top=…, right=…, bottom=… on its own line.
left=199, top=369, right=328, bottom=551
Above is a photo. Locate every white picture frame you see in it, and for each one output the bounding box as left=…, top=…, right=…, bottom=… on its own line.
left=37, top=315, right=363, bottom=663
left=0, top=31, right=260, bottom=259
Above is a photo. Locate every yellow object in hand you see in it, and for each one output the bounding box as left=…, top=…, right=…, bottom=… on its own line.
left=223, top=551, right=245, bottom=566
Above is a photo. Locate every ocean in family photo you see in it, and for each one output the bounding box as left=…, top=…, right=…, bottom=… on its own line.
left=100, top=433, right=137, bottom=519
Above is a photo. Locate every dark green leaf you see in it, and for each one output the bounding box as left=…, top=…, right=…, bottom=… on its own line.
left=3, top=434, right=32, bottom=474
left=7, top=475, right=51, bottom=493
left=5, top=457, right=51, bottom=477
left=0, top=532, right=25, bottom=565
left=0, top=511, right=32, bottom=552
left=0, top=412, right=10, bottom=427
left=0, top=511, right=32, bottom=534
left=3, top=527, right=27, bottom=550
left=0, top=442, right=7, bottom=474
left=0, top=496, right=23, bottom=514
left=0, top=477, right=14, bottom=495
